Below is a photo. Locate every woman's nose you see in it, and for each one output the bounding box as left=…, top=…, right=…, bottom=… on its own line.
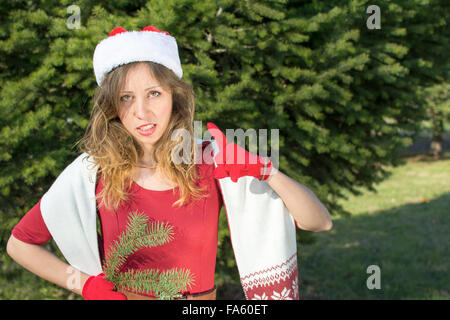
left=133, top=96, right=152, bottom=118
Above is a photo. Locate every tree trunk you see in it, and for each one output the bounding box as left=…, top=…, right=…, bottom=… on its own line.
left=430, top=109, right=444, bottom=159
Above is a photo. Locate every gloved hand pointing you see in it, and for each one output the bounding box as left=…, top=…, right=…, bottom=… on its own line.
left=206, top=122, right=273, bottom=182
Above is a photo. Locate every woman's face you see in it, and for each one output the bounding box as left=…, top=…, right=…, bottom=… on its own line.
left=117, top=63, right=173, bottom=154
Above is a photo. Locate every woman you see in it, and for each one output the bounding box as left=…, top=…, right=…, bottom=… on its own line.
left=6, top=26, right=332, bottom=300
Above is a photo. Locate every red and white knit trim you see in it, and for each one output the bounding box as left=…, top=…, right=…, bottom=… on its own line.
left=241, top=253, right=299, bottom=300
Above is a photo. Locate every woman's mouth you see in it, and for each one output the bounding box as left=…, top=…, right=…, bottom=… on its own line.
left=136, top=124, right=157, bottom=136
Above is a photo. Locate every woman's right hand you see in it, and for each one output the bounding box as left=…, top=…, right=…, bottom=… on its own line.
left=82, top=273, right=126, bottom=300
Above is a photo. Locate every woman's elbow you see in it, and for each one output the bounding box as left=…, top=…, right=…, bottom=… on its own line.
left=309, top=221, right=332, bottom=232
left=316, top=210, right=333, bottom=232
left=6, top=234, right=22, bottom=259
left=6, top=235, right=16, bottom=257
left=295, top=220, right=333, bottom=232
left=320, top=220, right=333, bottom=232
left=308, top=222, right=332, bottom=232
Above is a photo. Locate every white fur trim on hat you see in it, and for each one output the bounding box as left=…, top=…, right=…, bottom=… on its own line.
left=93, top=29, right=183, bottom=86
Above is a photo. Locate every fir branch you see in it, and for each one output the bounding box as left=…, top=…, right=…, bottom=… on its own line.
left=102, top=210, right=195, bottom=300
left=115, top=268, right=194, bottom=300
left=103, top=210, right=174, bottom=283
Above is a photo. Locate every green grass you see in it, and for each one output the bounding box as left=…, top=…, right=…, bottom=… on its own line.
left=298, top=152, right=450, bottom=300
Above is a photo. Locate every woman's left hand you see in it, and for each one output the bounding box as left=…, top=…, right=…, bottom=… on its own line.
left=206, top=122, right=273, bottom=183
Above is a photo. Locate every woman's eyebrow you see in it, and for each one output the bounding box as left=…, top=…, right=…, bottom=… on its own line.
left=120, top=85, right=161, bottom=93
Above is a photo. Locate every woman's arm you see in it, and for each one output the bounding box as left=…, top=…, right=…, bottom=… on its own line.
left=205, top=123, right=333, bottom=231
left=266, top=167, right=333, bottom=232
left=6, top=234, right=90, bottom=296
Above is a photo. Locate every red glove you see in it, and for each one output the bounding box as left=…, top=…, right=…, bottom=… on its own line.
left=206, top=122, right=273, bottom=182
left=82, top=273, right=126, bottom=300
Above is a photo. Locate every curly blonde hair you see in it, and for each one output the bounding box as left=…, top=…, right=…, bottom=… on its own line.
left=76, top=61, right=208, bottom=211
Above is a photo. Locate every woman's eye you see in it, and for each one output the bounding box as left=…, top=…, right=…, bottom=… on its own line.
left=119, top=91, right=159, bottom=101
left=120, top=95, right=132, bottom=102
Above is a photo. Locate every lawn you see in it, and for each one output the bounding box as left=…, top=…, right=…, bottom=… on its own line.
left=298, top=152, right=450, bottom=299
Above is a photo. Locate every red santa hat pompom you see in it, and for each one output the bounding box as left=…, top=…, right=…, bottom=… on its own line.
left=93, top=26, right=183, bottom=86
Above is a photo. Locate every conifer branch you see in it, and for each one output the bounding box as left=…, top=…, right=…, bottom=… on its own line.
left=115, top=268, right=194, bottom=300
left=102, top=210, right=194, bottom=300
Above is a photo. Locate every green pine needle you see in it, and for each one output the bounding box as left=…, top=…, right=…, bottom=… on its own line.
left=115, top=268, right=195, bottom=300
left=103, top=210, right=194, bottom=299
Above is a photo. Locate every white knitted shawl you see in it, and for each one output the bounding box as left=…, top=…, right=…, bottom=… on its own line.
left=40, top=139, right=299, bottom=300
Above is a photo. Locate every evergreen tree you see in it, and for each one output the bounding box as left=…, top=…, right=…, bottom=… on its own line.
left=1, top=0, right=448, bottom=298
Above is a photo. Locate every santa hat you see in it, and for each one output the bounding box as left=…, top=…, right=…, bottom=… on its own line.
left=93, top=26, right=183, bottom=86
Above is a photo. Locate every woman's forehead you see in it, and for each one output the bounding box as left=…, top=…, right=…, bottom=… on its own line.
left=116, top=62, right=172, bottom=93
left=122, top=63, right=157, bottom=85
